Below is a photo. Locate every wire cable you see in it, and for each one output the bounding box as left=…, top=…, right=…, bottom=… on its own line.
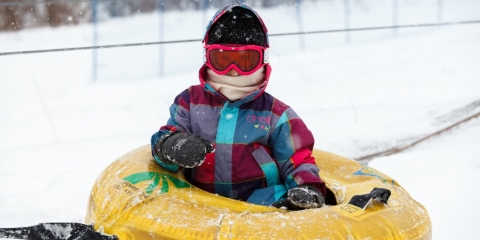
left=1, top=20, right=479, bottom=56
left=0, top=39, right=200, bottom=56
left=270, top=20, right=480, bottom=36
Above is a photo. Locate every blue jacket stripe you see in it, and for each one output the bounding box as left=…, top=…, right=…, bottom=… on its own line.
left=261, top=162, right=280, bottom=186
left=216, top=103, right=239, bottom=144
left=252, top=142, right=281, bottom=187
left=275, top=111, right=289, bottom=128
left=214, top=103, right=238, bottom=198
left=246, top=184, right=287, bottom=205
left=274, top=185, right=287, bottom=201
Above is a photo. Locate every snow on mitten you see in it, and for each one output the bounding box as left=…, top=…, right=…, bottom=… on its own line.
left=287, top=185, right=325, bottom=210
left=155, top=131, right=214, bottom=168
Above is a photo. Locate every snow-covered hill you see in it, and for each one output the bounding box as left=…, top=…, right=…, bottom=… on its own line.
left=1, top=1, right=480, bottom=239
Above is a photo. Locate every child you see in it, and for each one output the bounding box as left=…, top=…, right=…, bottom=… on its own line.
left=151, top=3, right=326, bottom=210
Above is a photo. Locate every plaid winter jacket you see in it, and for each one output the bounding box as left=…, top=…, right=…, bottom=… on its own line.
left=151, top=65, right=325, bottom=205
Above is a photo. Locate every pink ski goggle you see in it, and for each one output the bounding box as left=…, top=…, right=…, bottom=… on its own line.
left=203, top=44, right=269, bottom=75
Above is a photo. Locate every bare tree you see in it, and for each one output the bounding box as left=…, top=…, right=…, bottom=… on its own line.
left=46, top=2, right=88, bottom=27
left=0, top=0, right=30, bottom=31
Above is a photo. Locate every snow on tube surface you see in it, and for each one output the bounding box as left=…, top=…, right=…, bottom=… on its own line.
left=84, top=145, right=431, bottom=240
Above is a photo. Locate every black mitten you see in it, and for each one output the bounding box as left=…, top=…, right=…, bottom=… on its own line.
left=155, top=131, right=214, bottom=168
left=287, top=185, right=325, bottom=210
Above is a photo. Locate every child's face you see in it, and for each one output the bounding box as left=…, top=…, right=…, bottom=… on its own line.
left=225, top=69, right=240, bottom=77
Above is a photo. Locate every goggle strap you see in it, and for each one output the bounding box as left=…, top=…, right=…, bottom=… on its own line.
left=263, top=48, right=269, bottom=64
left=203, top=46, right=268, bottom=63
left=203, top=48, right=207, bottom=63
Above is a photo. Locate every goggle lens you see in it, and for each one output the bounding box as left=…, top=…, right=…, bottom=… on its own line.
left=204, top=45, right=267, bottom=75
left=209, top=49, right=261, bottom=72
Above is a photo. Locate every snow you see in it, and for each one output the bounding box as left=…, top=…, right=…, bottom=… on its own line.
left=1, top=0, right=480, bottom=239
left=42, top=223, right=73, bottom=239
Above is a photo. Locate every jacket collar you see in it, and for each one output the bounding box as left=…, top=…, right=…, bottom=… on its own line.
left=198, top=64, right=272, bottom=106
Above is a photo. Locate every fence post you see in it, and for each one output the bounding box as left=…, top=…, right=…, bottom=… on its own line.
left=392, top=0, right=398, bottom=37
left=158, top=0, right=165, bottom=77
left=344, top=0, right=350, bottom=44
left=91, top=0, right=98, bottom=82
left=295, top=0, right=305, bottom=50
left=202, top=0, right=209, bottom=32
left=437, top=0, right=443, bottom=23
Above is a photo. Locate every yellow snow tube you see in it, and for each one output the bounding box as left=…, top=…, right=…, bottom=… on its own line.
left=84, top=145, right=431, bottom=239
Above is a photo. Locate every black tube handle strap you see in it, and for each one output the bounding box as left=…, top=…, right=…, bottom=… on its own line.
left=348, top=187, right=391, bottom=210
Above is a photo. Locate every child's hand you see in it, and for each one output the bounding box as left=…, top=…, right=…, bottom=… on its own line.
left=157, top=132, right=215, bottom=168
left=287, top=185, right=325, bottom=210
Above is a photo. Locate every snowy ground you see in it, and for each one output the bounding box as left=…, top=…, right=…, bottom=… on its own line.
left=1, top=1, right=480, bottom=239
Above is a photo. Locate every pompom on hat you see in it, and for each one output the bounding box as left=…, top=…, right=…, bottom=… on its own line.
left=203, top=3, right=269, bottom=47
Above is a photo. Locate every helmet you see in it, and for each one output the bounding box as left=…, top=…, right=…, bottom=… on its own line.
left=203, top=3, right=269, bottom=47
